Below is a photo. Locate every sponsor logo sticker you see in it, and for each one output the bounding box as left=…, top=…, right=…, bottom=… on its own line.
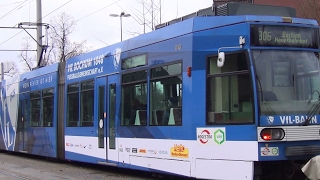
left=170, top=144, right=189, bottom=158
left=260, top=147, right=279, bottom=156
left=148, top=150, right=157, bottom=154
left=132, top=148, right=137, bottom=153
left=197, top=128, right=226, bottom=145
left=158, top=150, right=168, bottom=155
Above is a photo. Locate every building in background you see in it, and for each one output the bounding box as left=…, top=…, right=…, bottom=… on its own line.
left=254, top=0, right=297, bottom=9
left=254, top=0, right=320, bottom=23
left=254, top=0, right=298, bottom=15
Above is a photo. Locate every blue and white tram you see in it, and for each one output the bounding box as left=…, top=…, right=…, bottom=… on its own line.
left=1, top=3, right=320, bottom=180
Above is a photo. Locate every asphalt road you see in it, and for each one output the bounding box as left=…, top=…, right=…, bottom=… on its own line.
left=0, top=151, right=157, bottom=180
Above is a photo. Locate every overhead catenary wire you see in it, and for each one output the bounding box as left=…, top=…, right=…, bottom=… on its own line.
left=0, top=0, right=121, bottom=46
left=0, top=0, right=123, bottom=47
left=0, top=0, right=73, bottom=47
left=40, top=0, right=73, bottom=22
left=0, top=27, right=35, bottom=29
left=0, top=0, right=128, bottom=53
left=76, top=0, right=121, bottom=22
left=0, top=31, right=24, bottom=46
left=0, top=49, right=36, bottom=51
left=0, top=0, right=29, bottom=21
left=0, top=1, right=25, bottom=8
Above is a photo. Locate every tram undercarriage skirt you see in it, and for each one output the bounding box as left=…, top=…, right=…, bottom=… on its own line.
left=285, top=145, right=320, bottom=156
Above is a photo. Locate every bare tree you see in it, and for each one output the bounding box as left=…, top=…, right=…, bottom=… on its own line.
left=142, top=0, right=162, bottom=31
left=43, top=12, right=91, bottom=65
left=19, top=37, right=36, bottom=72
left=19, top=12, right=91, bottom=70
left=2, top=61, right=19, bottom=77
left=295, top=0, right=320, bottom=23
left=126, top=0, right=163, bottom=35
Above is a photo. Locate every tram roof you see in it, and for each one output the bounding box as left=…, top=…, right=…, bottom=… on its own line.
left=67, top=9, right=318, bottom=65
left=148, top=15, right=319, bottom=40
left=20, top=63, right=59, bottom=81
left=113, top=15, right=318, bottom=52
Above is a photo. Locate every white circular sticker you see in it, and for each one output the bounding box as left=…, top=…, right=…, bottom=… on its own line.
left=99, top=119, right=103, bottom=128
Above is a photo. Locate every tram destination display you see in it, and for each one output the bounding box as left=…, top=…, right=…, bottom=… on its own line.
left=251, top=25, right=319, bottom=48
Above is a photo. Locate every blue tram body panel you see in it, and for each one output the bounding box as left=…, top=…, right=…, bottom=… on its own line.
left=65, top=46, right=119, bottom=84
left=0, top=64, right=59, bottom=158
left=0, top=76, right=19, bottom=151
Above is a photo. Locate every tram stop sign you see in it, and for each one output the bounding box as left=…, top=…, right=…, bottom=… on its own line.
left=214, top=129, right=225, bottom=145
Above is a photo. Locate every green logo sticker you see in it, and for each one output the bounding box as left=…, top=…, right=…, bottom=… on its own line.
left=271, top=148, right=279, bottom=155
left=214, top=129, right=225, bottom=145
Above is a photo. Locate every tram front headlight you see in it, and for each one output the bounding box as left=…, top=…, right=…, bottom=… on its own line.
left=260, top=128, right=285, bottom=141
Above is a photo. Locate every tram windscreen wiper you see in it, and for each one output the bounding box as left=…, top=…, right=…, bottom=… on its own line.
left=301, top=92, right=320, bottom=126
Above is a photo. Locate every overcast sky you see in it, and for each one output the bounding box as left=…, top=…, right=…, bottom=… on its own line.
left=0, top=0, right=213, bottom=72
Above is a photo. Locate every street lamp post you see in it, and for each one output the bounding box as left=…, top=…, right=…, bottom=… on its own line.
left=110, top=12, right=131, bottom=41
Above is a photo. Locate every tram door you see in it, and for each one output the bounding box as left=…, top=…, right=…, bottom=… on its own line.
left=17, top=93, right=29, bottom=152
left=107, top=75, right=117, bottom=162
left=96, top=75, right=118, bottom=162
left=96, top=77, right=107, bottom=156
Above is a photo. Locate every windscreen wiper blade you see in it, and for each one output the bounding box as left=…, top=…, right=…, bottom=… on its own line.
left=300, top=101, right=320, bottom=126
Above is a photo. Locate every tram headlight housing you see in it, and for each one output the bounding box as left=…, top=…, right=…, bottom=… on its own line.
left=260, top=128, right=285, bottom=141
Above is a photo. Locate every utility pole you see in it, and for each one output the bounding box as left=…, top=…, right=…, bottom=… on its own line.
left=36, top=0, right=42, bottom=66
left=18, top=0, right=48, bottom=68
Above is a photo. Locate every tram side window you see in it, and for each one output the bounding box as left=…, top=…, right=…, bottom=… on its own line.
left=150, top=63, right=182, bottom=126
left=30, top=91, right=41, bottom=127
left=80, top=80, right=94, bottom=127
left=121, top=70, right=147, bottom=126
left=42, top=88, right=54, bottom=127
left=206, top=53, right=253, bottom=124
left=67, top=83, right=79, bottom=127
left=24, top=99, right=28, bottom=124
left=109, top=84, right=116, bottom=149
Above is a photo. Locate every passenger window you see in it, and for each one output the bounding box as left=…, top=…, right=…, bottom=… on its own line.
left=150, top=63, right=182, bottom=126
left=30, top=91, right=41, bottom=127
left=42, top=88, right=54, bottom=127
left=206, top=53, right=253, bottom=124
left=80, top=80, right=94, bottom=127
left=67, top=83, right=79, bottom=127
left=121, top=70, right=147, bottom=126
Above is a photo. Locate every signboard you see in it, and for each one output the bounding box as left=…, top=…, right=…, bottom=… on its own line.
left=121, top=54, right=147, bottom=70
left=251, top=25, right=319, bottom=48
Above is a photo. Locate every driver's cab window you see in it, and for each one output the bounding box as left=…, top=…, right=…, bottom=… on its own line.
left=206, top=52, right=253, bottom=124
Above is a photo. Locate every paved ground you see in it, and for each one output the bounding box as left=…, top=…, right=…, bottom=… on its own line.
left=0, top=151, right=156, bottom=180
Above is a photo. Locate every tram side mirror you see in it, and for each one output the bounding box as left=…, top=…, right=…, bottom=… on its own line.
left=217, top=52, right=225, bottom=67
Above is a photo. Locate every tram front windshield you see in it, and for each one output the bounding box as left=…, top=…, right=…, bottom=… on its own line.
left=253, top=50, right=320, bottom=116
